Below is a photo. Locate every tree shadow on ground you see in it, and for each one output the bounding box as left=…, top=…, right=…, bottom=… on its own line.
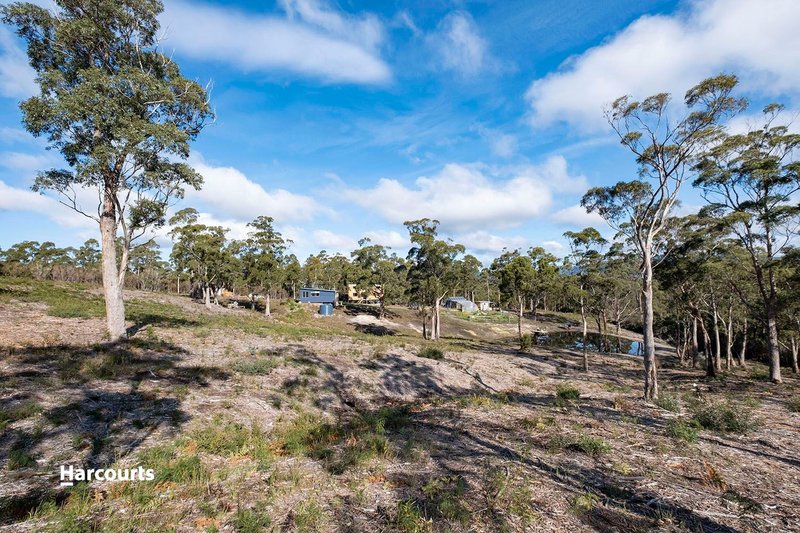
left=341, top=303, right=400, bottom=319
left=126, top=314, right=202, bottom=336
left=353, top=323, right=396, bottom=336
left=0, top=338, right=230, bottom=524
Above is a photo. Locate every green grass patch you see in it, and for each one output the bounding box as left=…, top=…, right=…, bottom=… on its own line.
left=691, top=401, right=757, bottom=434
left=292, top=500, right=325, bottom=532
left=569, top=435, right=611, bottom=456
left=417, top=346, right=444, bottom=360
left=654, top=394, right=680, bottom=413
left=0, top=400, right=43, bottom=429
left=231, top=357, right=281, bottom=375
left=421, top=475, right=471, bottom=525
left=554, top=384, right=580, bottom=407
left=570, top=492, right=599, bottom=514
left=7, top=448, right=36, bottom=470
left=394, top=500, right=431, bottom=533
left=274, top=406, right=411, bottom=474
left=233, top=504, right=272, bottom=532
left=665, top=419, right=699, bottom=443
left=191, top=416, right=273, bottom=469
left=547, top=434, right=610, bottom=456
left=786, top=397, right=800, bottom=413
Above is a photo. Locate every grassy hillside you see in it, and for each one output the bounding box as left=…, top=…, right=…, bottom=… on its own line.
left=0, top=277, right=798, bottom=532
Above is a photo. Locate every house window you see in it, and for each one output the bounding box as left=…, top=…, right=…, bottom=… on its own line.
left=311, top=291, right=320, bottom=297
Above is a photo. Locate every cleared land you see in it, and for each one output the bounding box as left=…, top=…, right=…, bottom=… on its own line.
left=0, top=277, right=798, bottom=532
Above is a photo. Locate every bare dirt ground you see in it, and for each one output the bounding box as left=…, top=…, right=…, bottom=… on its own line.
left=1, top=281, right=799, bottom=532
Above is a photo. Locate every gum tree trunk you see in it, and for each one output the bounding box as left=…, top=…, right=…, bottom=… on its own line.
left=641, top=251, right=658, bottom=400
left=100, top=190, right=126, bottom=341
left=738, top=318, right=747, bottom=366
left=580, top=285, right=588, bottom=371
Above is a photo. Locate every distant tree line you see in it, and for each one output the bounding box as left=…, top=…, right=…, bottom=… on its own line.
left=2, top=0, right=798, bottom=399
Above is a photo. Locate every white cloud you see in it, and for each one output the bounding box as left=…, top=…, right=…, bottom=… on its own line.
left=541, top=240, right=565, bottom=255
left=551, top=205, right=606, bottom=228
left=430, top=12, right=489, bottom=76
left=526, top=0, right=800, bottom=131
left=278, top=0, right=383, bottom=51
left=0, top=28, right=37, bottom=99
left=0, top=179, right=94, bottom=228
left=312, top=229, right=355, bottom=251
left=162, top=0, right=390, bottom=85
left=362, top=230, right=408, bottom=249
left=455, top=231, right=528, bottom=254
left=512, top=156, right=588, bottom=194
left=343, top=156, right=585, bottom=231
left=185, top=155, right=328, bottom=224
left=0, top=151, right=58, bottom=173
left=474, top=125, right=517, bottom=158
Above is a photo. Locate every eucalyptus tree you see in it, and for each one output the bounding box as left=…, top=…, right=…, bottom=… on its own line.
left=492, top=250, right=536, bottom=347
left=405, top=219, right=464, bottom=341
left=694, top=105, right=800, bottom=383
left=128, top=240, right=168, bottom=291
left=168, top=208, right=230, bottom=309
left=582, top=75, right=744, bottom=399
left=2, top=0, right=212, bottom=340
left=564, top=228, right=607, bottom=371
left=602, top=244, right=639, bottom=353
left=454, top=254, right=483, bottom=301
left=351, top=238, right=406, bottom=319
left=241, top=216, right=289, bottom=316
left=527, top=247, right=559, bottom=321
left=282, top=254, right=302, bottom=300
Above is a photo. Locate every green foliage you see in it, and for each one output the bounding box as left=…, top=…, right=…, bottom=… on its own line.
left=231, top=357, right=281, bottom=375
left=666, top=419, right=699, bottom=443
left=519, top=333, right=533, bottom=351
left=7, top=448, right=36, bottom=470
left=191, top=416, right=273, bottom=469
left=547, top=434, right=610, bottom=456
left=394, top=500, right=431, bottom=533
left=233, top=505, right=272, bottom=533
left=569, top=435, right=611, bottom=456
left=417, top=346, right=444, bottom=360
left=554, top=384, right=580, bottom=406
left=570, top=492, right=599, bottom=514
left=292, top=500, right=325, bottom=532
left=0, top=399, right=43, bottom=429
left=422, top=475, right=471, bottom=524
left=787, top=397, right=800, bottom=413
left=274, top=406, right=410, bottom=474
left=654, top=394, right=681, bottom=413
left=691, top=402, right=757, bottom=433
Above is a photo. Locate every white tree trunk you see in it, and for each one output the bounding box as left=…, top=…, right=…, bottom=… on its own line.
left=738, top=318, right=747, bottom=366
left=264, top=293, right=271, bottom=317
left=100, top=192, right=126, bottom=341
left=641, top=250, right=658, bottom=400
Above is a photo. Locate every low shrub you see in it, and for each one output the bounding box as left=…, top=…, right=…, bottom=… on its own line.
left=666, top=419, right=698, bottom=443
left=519, top=334, right=534, bottom=351
left=787, top=397, right=800, bottom=413
left=554, top=384, right=580, bottom=406
left=654, top=394, right=680, bottom=413
left=417, top=346, right=444, bottom=360
left=568, top=435, right=611, bottom=456
left=691, top=402, right=757, bottom=434
left=231, top=357, right=280, bottom=375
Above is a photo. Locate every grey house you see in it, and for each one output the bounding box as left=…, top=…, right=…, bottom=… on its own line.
left=298, top=287, right=337, bottom=305
left=443, top=296, right=478, bottom=313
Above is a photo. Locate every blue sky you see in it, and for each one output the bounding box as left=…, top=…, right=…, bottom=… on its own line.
left=1, top=0, right=799, bottom=264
